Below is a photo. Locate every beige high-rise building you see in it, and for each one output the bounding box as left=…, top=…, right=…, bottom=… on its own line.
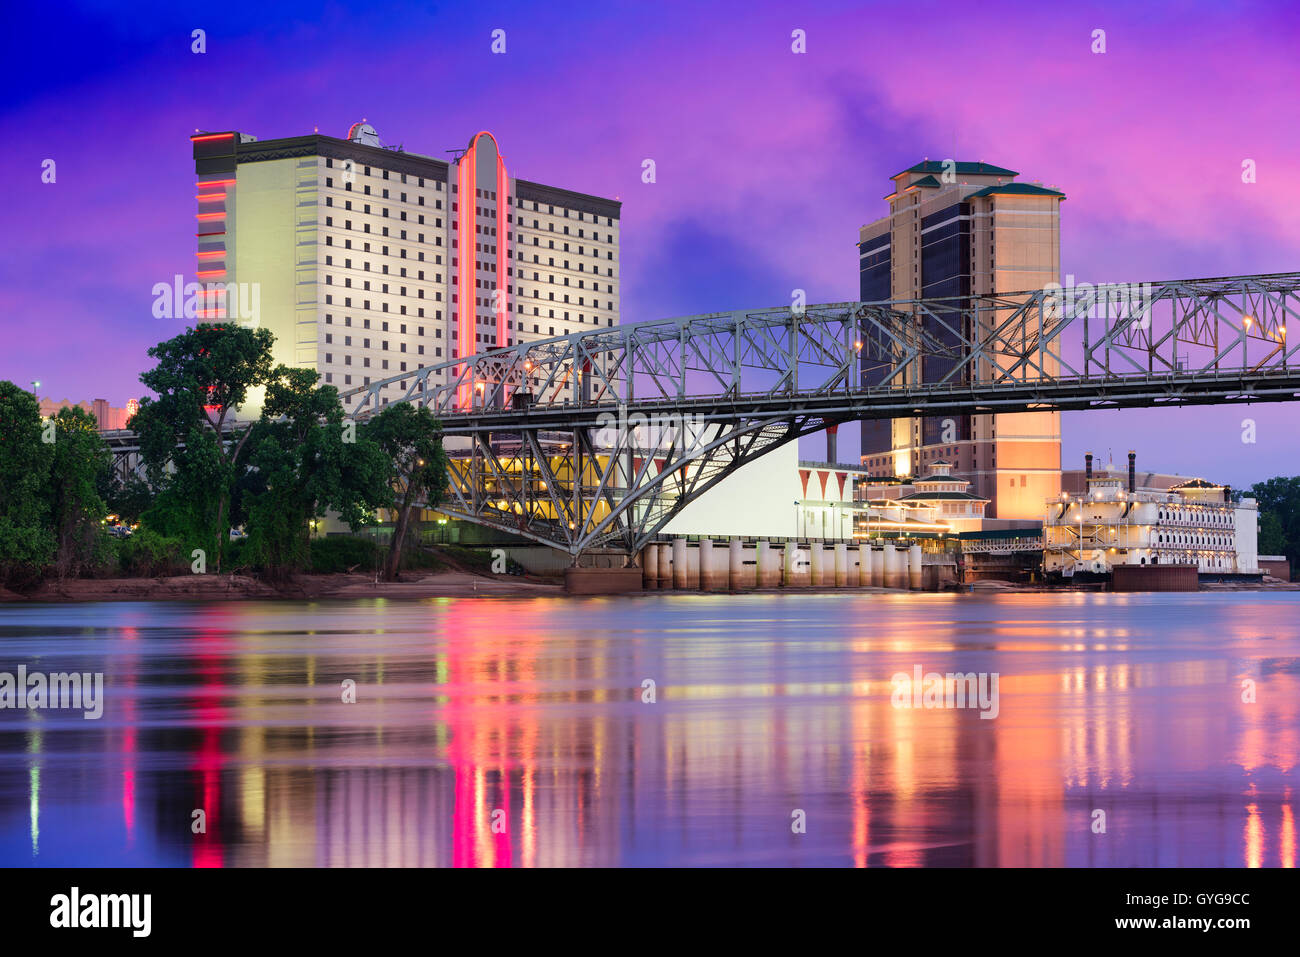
left=190, top=122, right=621, bottom=413
left=857, top=161, right=1064, bottom=520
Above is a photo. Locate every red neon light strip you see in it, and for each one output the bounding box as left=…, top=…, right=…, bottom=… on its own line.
left=195, top=269, right=227, bottom=278
left=195, top=231, right=225, bottom=237
left=197, top=193, right=227, bottom=202
left=190, top=133, right=235, bottom=142
left=195, top=212, right=226, bottom=221
left=457, top=141, right=475, bottom=410
left=196, top=179, right=236, bottom=187
left=195, top=251, right=225, bottom=259
left=496, top=152, right=508, bottom=349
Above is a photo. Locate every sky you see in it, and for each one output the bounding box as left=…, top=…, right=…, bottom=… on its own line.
left=1, top=0, right=1298, bottom=487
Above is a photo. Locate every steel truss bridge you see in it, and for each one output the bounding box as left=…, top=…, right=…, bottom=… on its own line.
left=109, top=271, right=1300, bottom=560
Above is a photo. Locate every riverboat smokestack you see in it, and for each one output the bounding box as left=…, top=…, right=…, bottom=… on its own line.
left=1085, top=452, right=1093, bottom=481
left=1128, top=450, right=1136, bottom=493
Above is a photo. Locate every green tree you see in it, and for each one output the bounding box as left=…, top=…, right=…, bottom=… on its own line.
left=1249, top=476, right=1300, bottom=572
left=48, top=406, right=112, bottom=577
left=0, top=382, right=55, bottom=584
left=365, top=403, right=450, bottom=581
left=102, top=473, right=154, bottom=525
left=1259, top=509, right=1286, bottom=556
left=236, top=367, right=389, bottom=574
left=134, top=323, right=275, bottom=571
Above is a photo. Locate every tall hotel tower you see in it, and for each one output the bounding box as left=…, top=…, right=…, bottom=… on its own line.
left=191, top=123, right=621, bottom=411
left=857, top=161, right=1064, bottom=520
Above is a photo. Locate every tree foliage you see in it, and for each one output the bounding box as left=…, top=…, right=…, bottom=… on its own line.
left=364, top=402, right=450, bottom=581
left=48, top=406, right=112, bottom=577
left=0, top=382, right=55, bottom=584
left=234, top=366, right=390, bottom=575
left=1250, top=475, right=1300, bottom=573
left=0, top=384, right=113, bottom=584
left=134, top=323, right=275, bottom=571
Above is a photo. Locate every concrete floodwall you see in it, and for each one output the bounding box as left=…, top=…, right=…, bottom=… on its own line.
left=636, top=538, right=937, bottom=591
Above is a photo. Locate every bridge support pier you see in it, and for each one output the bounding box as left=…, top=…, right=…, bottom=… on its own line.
left=834, top=543, right=848, bottom=587
left=642, top=543, right=660, bottom=590
left=908, top=544, right=923, bottom=590
left=699, top=538, right=722, bottom=591
left=728, top=538, right=745, bottom=590
left=810, top=542, right=826, bottom=587
left=757, top=540, right=779, bottom=588
left=672, top=538, right=690, bottom=590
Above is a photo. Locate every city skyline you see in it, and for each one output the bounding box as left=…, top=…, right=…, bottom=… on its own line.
left=3, top=0, right=1299, bottom=487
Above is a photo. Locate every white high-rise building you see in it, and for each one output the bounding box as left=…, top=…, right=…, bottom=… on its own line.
left=190, top=122, right=621, bottom=411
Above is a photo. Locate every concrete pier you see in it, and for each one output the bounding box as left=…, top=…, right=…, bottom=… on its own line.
left=757, top=540, right=780, bottom=588
left=699, top=538, right=725, bottom=591
left=672, top=538, right=690, bottom=590
left=884, top=545, right=905, bottom=589
left=728, top=538, right=746, bottom=590
left=810, top=543, right=827, bottom=586
left=783, top=542, right=798, bottom=587
left=635, top=538, right=948, bottom=593
left=642, top=542, right=660, bottom=590
left=658, top=540, right=674, bottom=590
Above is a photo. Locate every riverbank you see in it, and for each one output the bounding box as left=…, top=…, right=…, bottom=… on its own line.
left=0, top=570, right=564, bottom=603
left=3, top=573, right=1296, bottom=604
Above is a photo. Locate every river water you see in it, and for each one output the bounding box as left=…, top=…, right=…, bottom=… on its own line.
left=0, top=592, right=1296, bottom=867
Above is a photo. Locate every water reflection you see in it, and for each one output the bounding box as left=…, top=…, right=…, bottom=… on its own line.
left=0, top=593, right=1296, bottom=866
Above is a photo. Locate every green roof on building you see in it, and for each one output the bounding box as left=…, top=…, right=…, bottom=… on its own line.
left=905, top=174, right=942, bottom=188
left=966, top=182, right=1064, bottom=198
left=899, top=161, right=1018, bottom=177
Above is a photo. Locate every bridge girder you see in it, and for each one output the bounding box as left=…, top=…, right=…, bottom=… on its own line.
left=333, top=271, right=1300, bottom=557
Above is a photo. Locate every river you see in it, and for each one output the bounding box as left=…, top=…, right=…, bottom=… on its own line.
left=1, top=592, right=1296, bottom=866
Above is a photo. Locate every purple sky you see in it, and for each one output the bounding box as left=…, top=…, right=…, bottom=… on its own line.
left=2, top=0, right=1298, bottom=486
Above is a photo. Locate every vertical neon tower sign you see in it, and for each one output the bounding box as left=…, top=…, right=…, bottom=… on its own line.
left=456, top=132, right=508, bottom=410
left=191, top=132, right=236, bottom=321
